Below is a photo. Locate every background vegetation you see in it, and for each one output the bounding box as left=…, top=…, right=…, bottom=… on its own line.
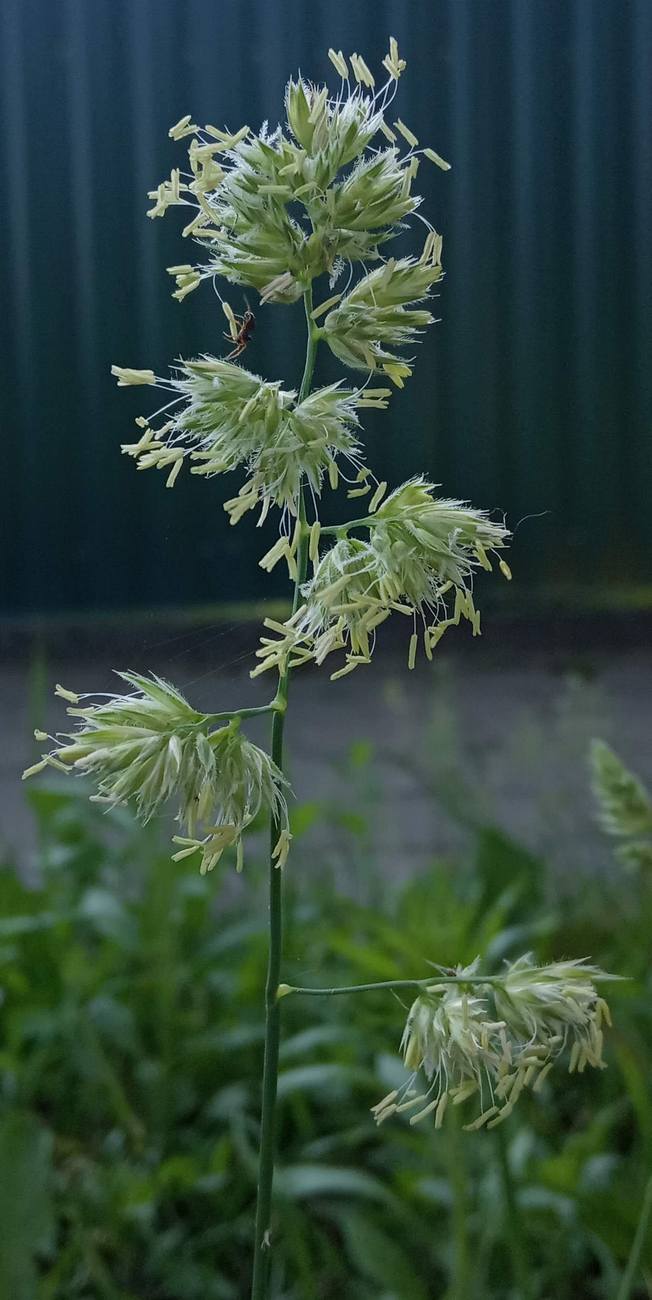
left=2, top=701, right=651, bottom=1300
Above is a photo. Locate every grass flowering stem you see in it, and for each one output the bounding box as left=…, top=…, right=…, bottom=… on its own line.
left=446, top=1111, right=472, bottom=1300
left=251, top=287, right=318, bottom=1300
left=616, top=1174, right=652, bottom=1300
left=495, top=1124, right=534, bottom=1300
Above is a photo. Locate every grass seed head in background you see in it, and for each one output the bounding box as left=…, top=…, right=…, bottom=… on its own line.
left=591, top=739, right=652, bottom=871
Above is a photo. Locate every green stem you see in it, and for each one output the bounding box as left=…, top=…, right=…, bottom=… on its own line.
left=205, top=703, right=279, bottom=724
left=321, top=516, right=375, bottom=537
left=616, top=1173, right=652, bottom=1300
left=278, top=974, right=505, bottom=999
left=495, top=1125, right=533, bottom=1300
left=250, top=286, right=318, bottom=1300
left=446, top=1112, right=472, bottom=1300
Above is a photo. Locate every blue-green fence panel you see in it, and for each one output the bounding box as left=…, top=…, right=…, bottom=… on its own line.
left=1, top=0, right=650, bottom=614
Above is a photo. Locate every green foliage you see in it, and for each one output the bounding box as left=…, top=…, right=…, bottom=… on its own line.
left=0, top=1112, right=54, bottom=1300
left=1, top=779, right=650, bottom=1298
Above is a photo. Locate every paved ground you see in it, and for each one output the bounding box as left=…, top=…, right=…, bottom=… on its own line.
left=3, top=613, right=651, bottom=887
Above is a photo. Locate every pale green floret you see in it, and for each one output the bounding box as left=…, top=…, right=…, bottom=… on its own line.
left=251, top=537, right=393, bottom=681
left=326, top=149, right=422, bottom=235
left=305, top=149, right=422, bottom=268
left=370, top=477, right=510, bottom=600
left=321, top=252, right=443, bottom=383
left=117, top=357, right=375, bottom=518
left=157, top=122, right=315, bottom=301
left=252, top=479, right=510, bottom=679
left=287, top=538, right=387, bottom=664
left=372, top=956, right=614, bottom=1131
left=493, top=956, right=613, bottom=1074
left=187, top=127, right=316, bottom=300
left=216, top=379, right=366, bottom=520
left=150, top=36, right=449, bottom=307
left=285, top=77, right=384, bottom=183
left=24, top=674, right=290, bottom=872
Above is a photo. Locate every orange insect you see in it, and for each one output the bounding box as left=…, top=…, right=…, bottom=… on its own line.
left=223, top=301, right=256, bottom=361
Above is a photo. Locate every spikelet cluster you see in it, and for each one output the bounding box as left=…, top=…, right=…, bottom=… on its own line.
left=372, top=957, right=614, bottom=1132
left=321, top=243, right=444, bottom=385
left=23, top=676, right=290, bottom=874
left=149, top=38, right=448, bottom=307
left=253, top=479, right=511, bottom=680
left=113, top=360, right=385, bottom=517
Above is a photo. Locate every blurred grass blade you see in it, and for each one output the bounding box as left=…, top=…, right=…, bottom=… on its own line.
left=0, top=1111, right=54, bottom=1300
left=616, top=1175, right=652, bottom=1300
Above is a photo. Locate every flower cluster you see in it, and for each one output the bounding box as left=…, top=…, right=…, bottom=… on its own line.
left=590, top=739, right=652, bottom=871
left=370, top=477, right=510, bottom=601
left=113, top=360, right=391, bottom=518
left=252, top=479, right=511, bottom=680
left=253, top=538, right=394, bottom=680
left=321, top=239, right=444, bottom=385
left=372, top=957, right=614, bottom=1132
left=23, top=676, right=290, bottom=874
left=148, top=38, right=449, bottom=306
left=284, top=70, right=384, bottom=189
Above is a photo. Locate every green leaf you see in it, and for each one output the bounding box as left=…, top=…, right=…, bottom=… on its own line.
left=276, top=1163, right=394, bottom=1205
left=336, top=1207, right=429, bottom=1299
left=474, top=827, right=544, bottom=908
left=277, top=1063, right=358, bottom=1099
left=279, top=1024, right=354, bottom=1060
left=0, top=912, right=61, bottom=939
left=289, top=801, right=322, bottom=836
left=0, top=1111, right=54, bottom=1300
left=78, top=887, right=138, bottom=949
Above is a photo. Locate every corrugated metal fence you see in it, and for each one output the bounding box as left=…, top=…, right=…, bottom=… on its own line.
left=1, top=0, right=650, bottom=614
